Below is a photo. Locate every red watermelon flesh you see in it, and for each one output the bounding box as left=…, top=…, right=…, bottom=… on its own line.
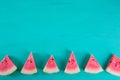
left=85, top=55, right=103, bottom=74
left=64, top=52, right=80, bottom=74
left=0, top=56, right=17, bottom=75
left=21, top=53, right=37, bottom=74
left=106, top=55, right=120, bottom=76
left=43, top=55, right=59, bottom=74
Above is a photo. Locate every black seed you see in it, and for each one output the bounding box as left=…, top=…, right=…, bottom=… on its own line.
left=109, top=60, right=112, bottom=63
left=115, top=61, right=120, bottom=67
left=30, top=60, right=32, bottom=63
left=92, top=59, right=94, bottom=61
left=4, top=59, right=7, bottom=63
left=115, top=63, right=117, bottom=67
left=71, top=62, right=74, bottom=65
left=51, top=58, right=54, bottom=60
left=119, top=61, right=120, bottom=64
left=71, top=59, right=74, bottom=62
left=68, top=60, right=70, bottom=63
left=28, top=59, right=32, bottom=63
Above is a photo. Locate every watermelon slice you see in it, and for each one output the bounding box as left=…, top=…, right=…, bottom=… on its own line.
left=0, top=56, right=17, bottom=75
left=21, top=52, right=37, bottom=74
left=106, top=55, right=120, bottom=76
left=85, top=55, right=103, bottom=74
left=64, top=52, right=80, bottom=74
left=43, top=55, right=59, bottom=74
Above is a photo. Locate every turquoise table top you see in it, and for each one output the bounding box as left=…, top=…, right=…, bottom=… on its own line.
left=0, top=0, right=120, bottom=80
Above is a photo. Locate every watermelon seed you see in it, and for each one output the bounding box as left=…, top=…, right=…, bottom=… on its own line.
left=115, top=64, right=117, bottom=67
left=115, top=62, right=120, bottom=68
left=109, top=60, right=112, bottom=63
left=71, top=59, right=74, bottom=62
left=28, top=59, right=32, bottom=63
left=51, top=58, right=54, bottom=60
left=92, top=59, right=95, bottom=61
left=71, top=59, right=74, bottom=65
left=4, top=59, right=7, bottom=63
left=30, top=60, right=32, bottom=63
left=48, top=58, right=54, bottom=64
left=50, top=58, right=54, bottom=62
left=5, top=60, right=7, bottom=63
left=1, top=59, right=8, bottom=65
left=68, top=60, right=74, bottom=65
left=119, top=61, right=120, bottom=64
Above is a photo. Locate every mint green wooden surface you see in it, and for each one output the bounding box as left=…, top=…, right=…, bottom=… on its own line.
left=0, top=0, right=120, bottom=80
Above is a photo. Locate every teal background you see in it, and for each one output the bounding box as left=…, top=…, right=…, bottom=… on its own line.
left=0, top=0, right=120, bottom=80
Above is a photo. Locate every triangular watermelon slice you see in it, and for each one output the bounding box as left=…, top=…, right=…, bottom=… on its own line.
left=106, top=55, right=120, bottom=76
left=43, top=55, right=59, bottom=74
left=85, top=55, right=103, bottom=74
left=64, top=52, right=80, bottom=74
left=21, top=52, right=37, bottom=74
left=0, top=56, right=17, bottom=75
